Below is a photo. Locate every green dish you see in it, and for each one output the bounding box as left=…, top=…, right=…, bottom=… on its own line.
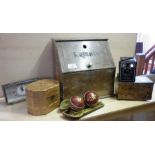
left=60, top=99, right=104, bottom=119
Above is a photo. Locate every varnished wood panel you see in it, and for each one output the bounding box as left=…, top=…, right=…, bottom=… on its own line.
left=61, top=69, right=115, bottom=99
left=117, top=76, right=154, bottom=100
left=26, top=79, right=60, bottom=116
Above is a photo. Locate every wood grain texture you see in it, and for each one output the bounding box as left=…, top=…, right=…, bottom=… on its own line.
left=26, top=79, right=60, bottom=116
left=136, top=53, right=145, bottom=75
left=61, top=69, right=115, bottom=99
left=117, top=76, right=154, bottom=100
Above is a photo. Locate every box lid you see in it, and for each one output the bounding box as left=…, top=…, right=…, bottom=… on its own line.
left=26, top=79, right=59, bottom=92
left=118, top=76, right=154, bottom=84
left=55, top=39, right=115, bottom=73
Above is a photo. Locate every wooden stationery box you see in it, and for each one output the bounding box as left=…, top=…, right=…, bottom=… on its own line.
left=117, top=76, right=154, bottom=100
left=26, top=79, right=60, bottom=116
left=53, top=39, right=116, bottom=100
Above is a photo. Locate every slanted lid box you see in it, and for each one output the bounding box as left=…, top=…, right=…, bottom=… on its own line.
left=53, top=39, right=116, bottom=100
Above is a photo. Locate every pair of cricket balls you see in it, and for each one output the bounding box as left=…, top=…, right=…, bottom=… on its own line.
left=70, top=91, right=98, bottom=111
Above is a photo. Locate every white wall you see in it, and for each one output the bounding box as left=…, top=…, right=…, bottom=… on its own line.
left=140, top=33, right=155, bottom=52
left=0, top=33, right=137, bottom=96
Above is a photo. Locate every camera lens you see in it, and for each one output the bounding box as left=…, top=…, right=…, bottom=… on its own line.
left=123, top=68, right=131, bottom=75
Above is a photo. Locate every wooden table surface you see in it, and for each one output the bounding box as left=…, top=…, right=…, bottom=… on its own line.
left=0, top=84, right=155, bottom=121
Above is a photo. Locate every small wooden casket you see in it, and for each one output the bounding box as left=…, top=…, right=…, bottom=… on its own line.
left=26, top=79, right=60, bottom=116
left=117, top=76, right=154, bottom=100
left=53, top=39, right=116, bottom=100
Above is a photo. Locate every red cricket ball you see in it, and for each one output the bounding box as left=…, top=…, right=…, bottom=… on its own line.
left=70, top=96, right=85, bottom=111
left=83, top=91, right=98, bottom=107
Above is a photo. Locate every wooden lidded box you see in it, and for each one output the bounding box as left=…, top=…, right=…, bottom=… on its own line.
left=26, top=79, right=60, bottom=115
left=53, top=39, right=116, bottom=100
left=117, top=76, right=154, bottom=100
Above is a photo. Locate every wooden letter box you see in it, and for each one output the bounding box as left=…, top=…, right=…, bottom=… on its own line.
left=26, top=79, right=60, bottom=115
left=53, top=39, right=116, bottom=100
left=117, top=76, right=154, bottom=100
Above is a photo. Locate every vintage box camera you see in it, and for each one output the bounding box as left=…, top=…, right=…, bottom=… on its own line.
left=119, top=57, right=137, bottom=82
